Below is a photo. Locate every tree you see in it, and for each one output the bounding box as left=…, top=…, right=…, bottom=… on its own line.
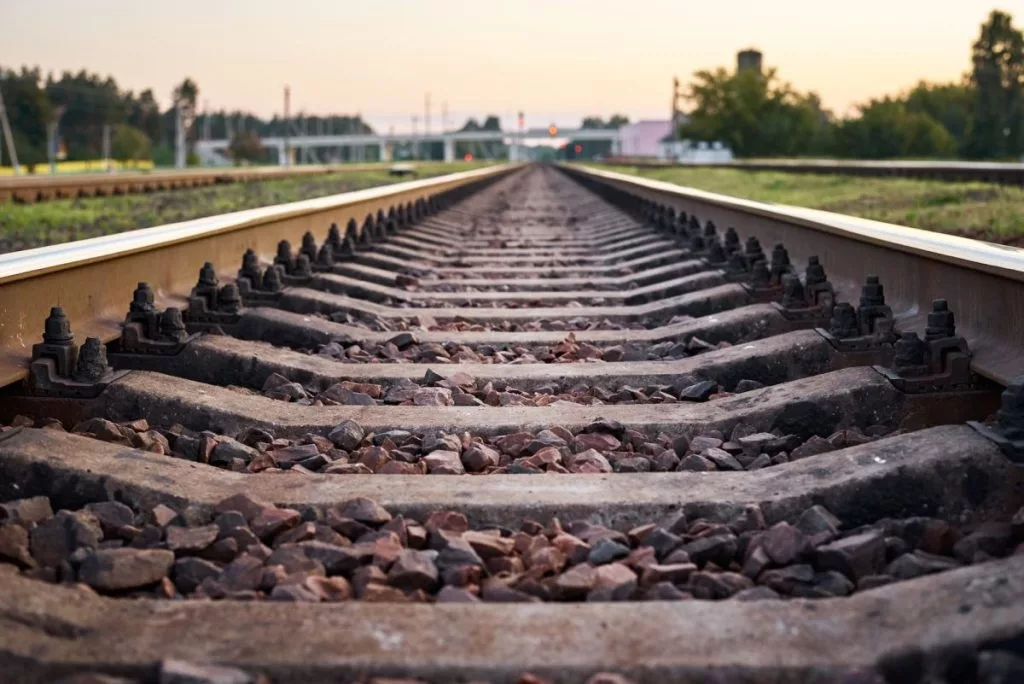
left=0, top=66, right=52, bottom=167
left=46, top=70, right=127, bottom=160
left=833, top=98, right=956, bottom=158
left=111, top=125, right=151, bottom=161
left=581, top=116, right=605, bottom=129
left=904, top=81, right=973, bottom=154
left=481, top=115, right=501, bottom=131
left=606, top=114, right=629, bottom=128
left=679, top=66, right=831, bottom=156
left=967, top=10, right=1024, bottom=158
left=126, top=89, right=162, bottom=145
left=228, top=130, right=266, bottom=164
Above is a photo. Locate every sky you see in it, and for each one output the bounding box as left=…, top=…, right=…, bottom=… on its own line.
left=3, top=0, right=1021, bottom=133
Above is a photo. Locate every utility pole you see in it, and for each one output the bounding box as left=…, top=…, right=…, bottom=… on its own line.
left=442, top=101, right=448, bottom=134
left=425, top=92, right=431, bottom=159
left=102, top=124, right=112, bottom=172
left=203, top=100, right=211, bottom=141
left=411, top=115, right=419, bottom=160
left=283, top=86, right=291, bottom=166
left=174, top=103, right=185, bottom=169
left=0, top=84, right=22, bottom=174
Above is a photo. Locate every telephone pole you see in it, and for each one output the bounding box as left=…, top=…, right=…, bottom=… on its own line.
left=0, top=85, right=22, bottom=174
left=174, top=103, right=185, bottom=169
left=283, top=86, right=291, bottom=166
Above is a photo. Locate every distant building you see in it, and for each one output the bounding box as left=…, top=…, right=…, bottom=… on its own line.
left=615, top=120, right=674, bottom=157
left=737, top=49, right=763, bottom=74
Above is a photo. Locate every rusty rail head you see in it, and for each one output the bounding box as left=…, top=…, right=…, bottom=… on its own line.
left=0, top=163, right=519, bottom=388
left=562, top=163, right=1024, bottom=386
left=0, top=163, right=388, bottom=203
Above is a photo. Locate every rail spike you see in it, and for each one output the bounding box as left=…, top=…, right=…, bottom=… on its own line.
left=27, top=307, right=125, bottom=397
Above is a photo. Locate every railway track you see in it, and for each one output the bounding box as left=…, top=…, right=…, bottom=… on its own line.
left=0, top=163, right=384, bottom=204
left=0, top=163, right=1022, bottom=683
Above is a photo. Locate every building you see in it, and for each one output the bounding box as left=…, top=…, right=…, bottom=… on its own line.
left=615, top=120, right=673, bottom=158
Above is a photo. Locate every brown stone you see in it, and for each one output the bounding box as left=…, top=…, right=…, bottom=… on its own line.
left=78, top=548, right=175, bottom=591
left=166, top=525, right=220, bottom=553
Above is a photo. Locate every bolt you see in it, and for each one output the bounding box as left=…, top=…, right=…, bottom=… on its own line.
left=218, top=284, right=242, bottom=314
left=688, top=215, right=701, bottom=235
left=261, top=265, right=283, bottom=292
left=43, top=307, right=74, bottom=346
left=893, top=331, right=926, bottom=369
left=781, top=273, right=805, bottom=309
left=327, top=223, right=343, bottom=251
left=706, top=240, right=726, bottom=264
left=301, top=232, right=318, bottom=260
left=750, top=259, right=771, bottom=287
left=925, top=299, right=956, bottom=341
left=317, top=242, right=334, bottom=267
left=72, top=337, right=109, bottom=383
left=859, top=275, right=885, bottom=308
left=829, top=302, right=859, bottom=339
left=805, top=256, right=827, bottom=286
left=130, top=282, right=155, bottom=314
left=724, top=227, right=740, bottom=254
left=197, top=262, right=218, bottom=288
left=159, top=307, right=188, bottom=341
left=703, top=220, right=717, bottom=238
left=276, top=240, right=293, bottom=265
left=293, top=254, right=312, bottom=278
left=997, top=377, right=1024, bottom=441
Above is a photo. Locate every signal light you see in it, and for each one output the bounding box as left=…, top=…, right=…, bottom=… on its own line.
left=574, top=144, right=582, bottom=153
left=464, top=153, right=474, bottom=161
left=548, top=125, right=558, bottom=137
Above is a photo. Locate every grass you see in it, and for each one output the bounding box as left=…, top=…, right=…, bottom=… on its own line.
left=0, top=162, right=487, bottom=253
left=598, top=165, right=1024, bottom=245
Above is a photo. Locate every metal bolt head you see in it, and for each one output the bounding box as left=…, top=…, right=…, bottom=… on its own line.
left=43, top=307, right=74, bottom=346
left=805, top=256, right=827, bottom=285
left=198, top=262, right=218, bottom=287
left=859, top=275, right=885, bottom=308
left=73, top=336, right=109, bottom=382
left=925, top=299, right=956, bottom=341
left=130, top=282, right=155, bottom=313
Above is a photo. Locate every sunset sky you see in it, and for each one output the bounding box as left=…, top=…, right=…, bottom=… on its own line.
left=4, top=1, right=1020, bottom=133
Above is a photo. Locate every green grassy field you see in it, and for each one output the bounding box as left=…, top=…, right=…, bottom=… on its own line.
left=0, top=162, right=487, bottom=253
left=601, top=165, right=1024, bottom=246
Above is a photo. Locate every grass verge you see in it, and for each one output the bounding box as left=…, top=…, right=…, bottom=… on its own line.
left=0, top=162, right=487, bottom=254
left=599, top=165, right=1024, bottom=246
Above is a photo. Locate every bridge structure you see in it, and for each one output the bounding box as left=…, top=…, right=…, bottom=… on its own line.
left=194, top=127, right=622, bottom=165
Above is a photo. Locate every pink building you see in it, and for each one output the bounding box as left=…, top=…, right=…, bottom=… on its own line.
left=616, top=120, right=673, bottom=157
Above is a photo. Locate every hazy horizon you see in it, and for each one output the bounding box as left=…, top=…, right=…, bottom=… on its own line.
left=4, top=1, right=1021, bottom=133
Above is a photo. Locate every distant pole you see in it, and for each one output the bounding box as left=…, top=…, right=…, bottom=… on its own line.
left=425, top=92, right=431, bottom=159
left=442, top=101, right=448, bottom=134
left=47, top=120, right=58, bottom=174
left=0, top=85, right=21, bottom=174
left=174, top=103, right=185, bottom=169
left=102, top=124, right=111, bottom=172
left=203, top=100, right=211, bottom=141
left=411, top=115, right=419, bottom=159
left=283, top=86, right=291, bottom=166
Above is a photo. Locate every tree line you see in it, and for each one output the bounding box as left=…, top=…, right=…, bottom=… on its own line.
left=0, top=71, right=373, bottom=169
left=679, top=10, right=1024, bottom=159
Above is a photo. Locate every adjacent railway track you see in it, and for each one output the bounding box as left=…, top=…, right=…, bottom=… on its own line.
left=0, top=163, right=387, bottom=204
left=0, top=163, right=1022, bottom=683
left=605, top=157, right=1024, bottom=186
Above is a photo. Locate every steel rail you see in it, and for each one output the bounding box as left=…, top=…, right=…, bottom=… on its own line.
left=0, top=163, right=518, bottom=388
left=563, top=163, right=1024, bottom=386
left=0, top=163, right=390, bottom=204
left=603, top=157, right=1024, bottom=185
